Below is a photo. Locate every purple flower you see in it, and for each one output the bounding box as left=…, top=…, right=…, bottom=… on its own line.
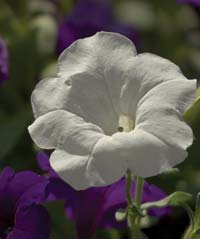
left=177, top=0, right=200, bottom=7
left=0, top=167, right=51, bottom=239
left=38, top=152, right=170, bottom=239
left=56, top=0, right=140, bottom=54
left=0, top=38, right=8, bottom=84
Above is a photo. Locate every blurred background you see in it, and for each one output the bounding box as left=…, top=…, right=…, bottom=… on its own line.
left=1, top=0, right=200, bottom=238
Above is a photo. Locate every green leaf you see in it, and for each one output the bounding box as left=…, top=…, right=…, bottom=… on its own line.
left=30, top=15, right=57, bottom=57
left=0, top=110, right=31, bottom=160
left=141, top=191, right=193, bottom=210
left=45, top=200, right=75, bottom=239
left=95, top=229, right=120, bottom=239
left=8, top=27, right=39, bottom=99
left=193, top=235, right=200, bottom=239
left=115, top=208, right=127, bottom=222
left=180, top=195, right=200, bottom=239
left=6, top=0, right=28, bottom=18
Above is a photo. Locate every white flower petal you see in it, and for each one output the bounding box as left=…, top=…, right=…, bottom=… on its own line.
left=88, top=129, right=188, bottom=180
left=61, top=72, right=120, bottom=135
left=120, top=53, right=189, bottom=116
left=31, top=77, right=67, bottom=118
left=134, top=53, right=188, bottom=97
left=28, top=110, right=104, bottom=149
left=31, top=32, right=138, bottom=134
left=57, top=31, right=137, bottom=77
left=125, top=129, right=187, bottom=177
left=87, top=136, right=127, bottom=187
left=50, top=150, right=93, bottom=190
left=136, top=79, right=196, bottom=149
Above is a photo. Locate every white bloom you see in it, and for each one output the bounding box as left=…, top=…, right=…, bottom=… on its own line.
left=28, top=32, right=196, bottom=190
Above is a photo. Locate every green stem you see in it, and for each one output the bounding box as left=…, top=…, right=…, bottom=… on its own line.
left=126, top=171, right=144, bottom=239
left=126, top=170, right=133, bottom=206
left=182, top=204, right=195, bottom=239
left=135, top=177, right=144, bottom=208
left=134, top=177, right=144, bottom=238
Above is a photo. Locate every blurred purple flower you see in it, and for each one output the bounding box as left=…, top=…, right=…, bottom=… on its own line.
left=0, top=38, right=8, bottom=84
left=0, top=167, right=51, bottom=239
left=38, top=151, right=170, bottom=239
left=56, top=0, right=140, bottom=54
left=177, top=0, right=200, bottom=7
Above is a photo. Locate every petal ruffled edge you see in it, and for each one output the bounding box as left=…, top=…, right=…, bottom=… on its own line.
left=57, top=31, right=137, bottom=77
left=50, top=149, right=94, bottom=190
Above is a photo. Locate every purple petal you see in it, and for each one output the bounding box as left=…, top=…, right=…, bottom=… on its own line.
left=0, top=197, right=14, bottom=232
left=0, top=167, right=15, bottom=191
left=177, top=0, right=200, bottom=6
left=46, top=177, right=75, bottom=201
left=7, top=229, right=33, bottom=239
left=0, top=38, right=9, bottom=84
left=16, top=181, right=49, bottom=209
left=56, top=0, right=139, bottom=55
left=7, top=171, right=47, bottom=204
left=37, top=152, right=75, bottom=201
left=102, top=178, right=127, bottom=211
left=0, top=168, right=16, bottom=229
left=37, top=152, right=57, bottom=178
left=7, top=205, right=51, bottom=239
left=106, top=22, right=140, bottom=47
left=0, top=168, right=50, bottom=238
left=0, top=167, right=49, bottom=229
left=56, top=22, right=77, bottom=56
left=37, top=152, right=51, bottom=172
left=68, top=0, right=112, bottom=27
left=67, top=187, right=107, bottom=239
left=56, top=0, right=112, bottom=55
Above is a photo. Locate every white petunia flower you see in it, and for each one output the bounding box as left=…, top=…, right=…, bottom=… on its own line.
left=28, top=32, right=196, bottom=190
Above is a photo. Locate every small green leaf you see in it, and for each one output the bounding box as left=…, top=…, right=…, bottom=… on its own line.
left=115, top=208, right=127, bottom=222
left=194, top=193, right=200, bottom=230
left=45, top=200, right=75, bottom=239
left=141, top=192, right=193, bottom=210
left=161, top=168, right=180, bottom=177
left=95, top=229, right=120, bottom=239
left=184, top=95, right=200, bottom=140
left=139, top=216, right=158, bottom=229
left=183, top=204, right=195, bottom=230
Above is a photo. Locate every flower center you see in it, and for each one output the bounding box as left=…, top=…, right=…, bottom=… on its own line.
left=118, top=115, right=134, bottom=132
